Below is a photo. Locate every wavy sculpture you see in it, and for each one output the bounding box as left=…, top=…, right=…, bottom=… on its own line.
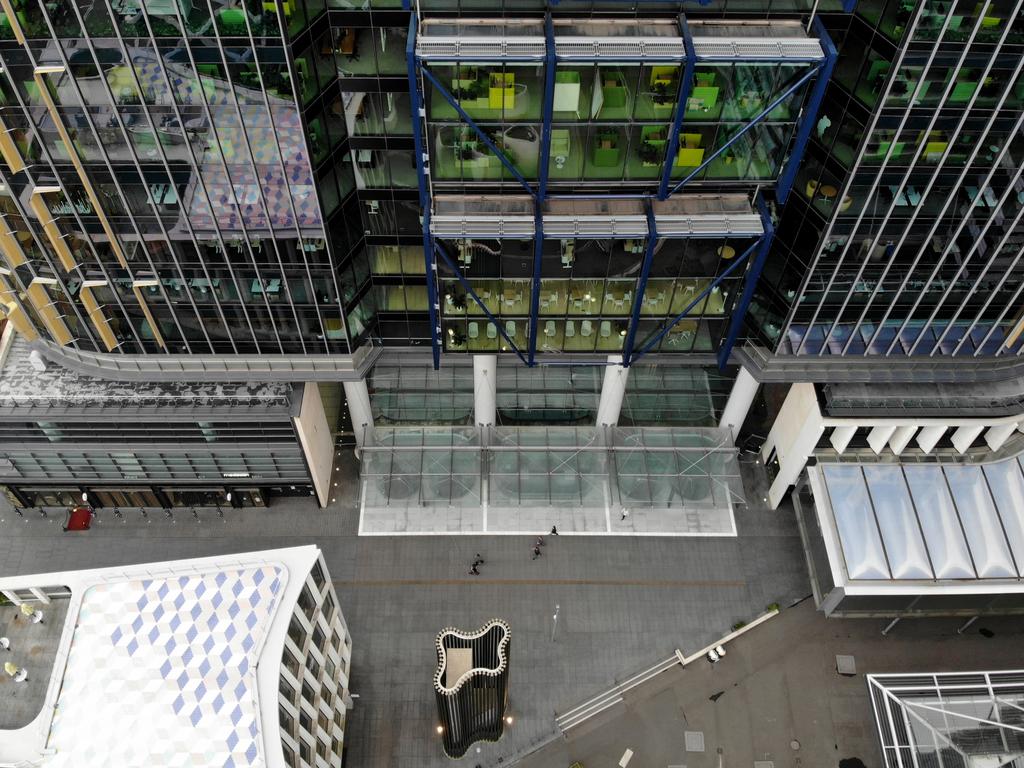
left=433, top=619, right=511, bottom=759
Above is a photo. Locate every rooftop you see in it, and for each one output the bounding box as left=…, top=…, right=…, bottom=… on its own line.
left=0, top=325, right=296, bottom=418
left=0, top=547, right=322, bottom=768
left=0, top=599, right=69, bottom=730
left=808, top=457, right=1024, bottom=585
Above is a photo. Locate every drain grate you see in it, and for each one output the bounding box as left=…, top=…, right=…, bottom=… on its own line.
left=836, top=655, right=857, bottom=675
left=684, top=732, right=705, bottom=753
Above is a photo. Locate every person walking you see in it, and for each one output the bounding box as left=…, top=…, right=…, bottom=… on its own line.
left=473, top=554, right=484, bottom=565
left=468, top=563, right=480, bottom=575
left=531, top=544, right=542, bottom=560
left=535, top=536, right=545, bottom=548
left=620, top=507, right=630, bottom=522
left=550, top=525, right=559, bottom=535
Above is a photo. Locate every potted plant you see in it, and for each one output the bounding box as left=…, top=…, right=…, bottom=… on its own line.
left=638, top=141, right=661, bottom=167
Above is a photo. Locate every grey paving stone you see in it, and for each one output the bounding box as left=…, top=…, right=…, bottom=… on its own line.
left=0, top=454, right=807, bottom=767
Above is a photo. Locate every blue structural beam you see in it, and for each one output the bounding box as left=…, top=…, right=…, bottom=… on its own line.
left=527, top=14, right=557, bottom=366
left=621, top=201, right=659, bottom=367
left=419, top=66, right=536, bottom=199
left=527, top=202, right=546, bottom=365
left=842, top=0, right=857, bottom=11
left=775, top=18, right=837, bottom=205
left=665, top=65, right=819, bottom=199
left=659, top=15, right=695, bottom=200
left=434, top=239, right=530, bottom=366
left=716, top=195, right=776, bottom=370
left=631, top=237, right=763, bottom=366
left=406, top=14, right=441, bottom=369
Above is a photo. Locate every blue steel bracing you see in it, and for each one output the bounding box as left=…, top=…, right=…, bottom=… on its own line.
left=419, top=66, right=536, bottom=199
left=716, top=194, right=776, bottom=370
left=538, top=14, right=556, bottom=202
left=621, top=200, right=659, bottom=367
left=407, top=14, right=441, bottom=369
left=775, top=17, right=837, bottom=204
left=527, top=202, right=545, bottom=365
left=842, top=0, right=857, bottom=11
left=630, top=237, right=762, bottom=365
left=527, top=15, right=557, bottom=366
left=434, top=239, right=531, bottom=366
left=658, top=15, right=695, bottom=200
left=665, top=65, right=819, bottom=199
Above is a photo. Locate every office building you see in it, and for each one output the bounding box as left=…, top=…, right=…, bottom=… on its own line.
left=0, top=320, right=341, bottom=508
left=1, top=0, right=1023, bottom=542
left=0, top=545, right=354, bottom=768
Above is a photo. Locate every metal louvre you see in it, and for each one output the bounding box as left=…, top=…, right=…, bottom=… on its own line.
left=657, top=214, right=764, bottom=238
left=417, top=34, right=819, bottom=63
left=543, top=215, right=647, bottom=238
left=416, top=37, right=546, bottom=60
left=430, top=216, right=535, bottom=238
left=555, top=37, right=686, bottom=61
left=430, top=213, right=763, bottom=239
left=692, top=38, right=824, bottom=61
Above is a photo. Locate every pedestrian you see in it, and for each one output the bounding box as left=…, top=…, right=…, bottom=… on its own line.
left=468, top=564, right=480, bottom=575
left=535, top=536, right=545, bottom=547
left=550, top=525, right=559, bottom=536
left=474, top=553, right=484, bottom=565
left=532, top=545, right=542, bottom=560
left=620, top=507, right=630, bottom=521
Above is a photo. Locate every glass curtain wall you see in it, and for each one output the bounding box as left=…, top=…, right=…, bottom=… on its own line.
left=425, top=60, right=811, bottom=186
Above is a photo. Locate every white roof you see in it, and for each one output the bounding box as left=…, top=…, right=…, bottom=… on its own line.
left=0, top=547, right=321, bottom=768
left=809, top=457, right=1024, bottom=590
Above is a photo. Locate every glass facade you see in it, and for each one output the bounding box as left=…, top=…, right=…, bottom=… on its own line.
left=755, top=0, right=1024, bottom=360
left=0, top=0, right=365, bottom=355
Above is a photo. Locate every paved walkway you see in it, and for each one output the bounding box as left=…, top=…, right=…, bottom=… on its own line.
left=0, top=456, right=810, bottom=767
left=515, top=599, right=1024, bottom=768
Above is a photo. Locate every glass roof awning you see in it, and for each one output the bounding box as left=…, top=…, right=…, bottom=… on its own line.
left=430, top=194, right=765, bottom=239
left=868, top=671, right=1024, bottom=768
left=358, top=425, right=743, bottom=535
left=808, top=457, right=1024, bottom=587
left=416, top=19, right=826, bottom=63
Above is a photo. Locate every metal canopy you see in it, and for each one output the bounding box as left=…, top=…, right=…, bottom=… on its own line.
left=430, top=194, right=764, bottom=239
left=416, top=19, right=825, bottom=62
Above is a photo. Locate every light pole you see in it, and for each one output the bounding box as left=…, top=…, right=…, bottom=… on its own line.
left=551, top=604, right=560, bottom=642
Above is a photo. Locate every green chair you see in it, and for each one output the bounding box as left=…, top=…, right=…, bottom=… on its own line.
left=217, top=8, right=247, bottom=34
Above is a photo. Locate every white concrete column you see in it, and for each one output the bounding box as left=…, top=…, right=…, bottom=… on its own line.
left=829, top=425, right=857, bottom=454
left=718, top=367, right=759, bottom=441
left=951, top=424, right=985, bottom=454
left=985, top=422, right=1018, bottom=451
left=867, top=425, right=897, bottom=455
left=915, top=425, right=946, bottom=453
left=473, top=354, right=497, bottom=427
left=888, top=425, right=917, bottom=456
left=293, top=384, right=335, bottom=508
left=343, top=379, right=374, bottom=448
left=596, top=355, right=630, bottom=427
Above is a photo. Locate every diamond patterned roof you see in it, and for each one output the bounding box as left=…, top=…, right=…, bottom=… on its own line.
left=43, top=566, right=283, bottom=768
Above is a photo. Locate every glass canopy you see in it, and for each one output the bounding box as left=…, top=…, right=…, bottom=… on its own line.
left=359, top=425, right=741, bottom=534
left=868, top=671, right=1024, bottom=768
